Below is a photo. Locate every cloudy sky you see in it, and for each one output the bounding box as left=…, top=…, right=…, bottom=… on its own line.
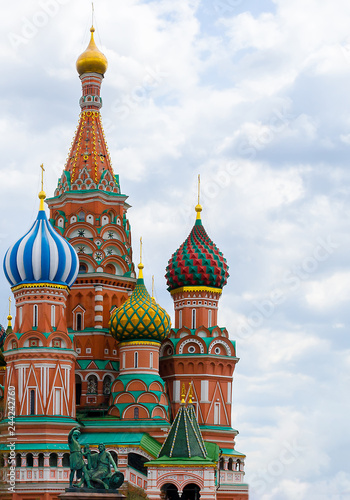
left=1, top=0, right=350, bottom=498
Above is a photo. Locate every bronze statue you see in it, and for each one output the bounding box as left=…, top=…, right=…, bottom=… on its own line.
left=68, top=427, right=124, bottom=490
left=68, top=427, right=92, bottom=489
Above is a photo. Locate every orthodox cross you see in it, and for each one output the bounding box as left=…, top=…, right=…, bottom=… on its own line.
left=40, top=163, right=45, bottom=191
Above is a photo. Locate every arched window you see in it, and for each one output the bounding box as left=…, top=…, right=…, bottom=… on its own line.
left=150, top=352, right=153, bottom=369
left=75, top=374, right=82, bottom=405
left=30, top=390, right=35, bottom=415
left=103, top=376, right=112, bottom=395
left=87, top=375, right=98, bottom=394
left=179, top=310, right=182, bottom=328
left=49, top=453, right=58, bottom=467
left=219, top=457, right=225, bottom=470
left=228, top=458, right=233, bottom=470
left=26, top=453, right=33, bottom=467
left=16, top=453, right=21, bottom=467
left=0, top=455, right=4, bottom=467
left=236, top=459, right=241, bottom=471
left=33, top=305, right=38, bottom=328
left=19, top=307, right=23, bottom=327
left=122, top=352, right=126, bottom=369
left=192, top=309, right=196, bottom=329
left=62, top=453, right=70, bottom=467
left=79, top=263, right=88, bottom=274
left=76, top=313, right=82, bottom=331
left=78, top=211, right=85, bottom=222
left=134, top=407, right=139, bottom=420
left=51, top=305, right=56, bottom=328
left=109, top=451, right=118, bottom=466
left=208, top=309, right=212, bottom=328
left=134, top=352, right=138, bottom=368
left=38, top=453, right=44, bottom=467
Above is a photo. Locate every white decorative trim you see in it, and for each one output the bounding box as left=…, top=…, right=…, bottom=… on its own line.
left=159, top=340, right=173, bottom=357
left=178, top=338, right=205, bottom=354
left=208, top=339, right=232, bottom=356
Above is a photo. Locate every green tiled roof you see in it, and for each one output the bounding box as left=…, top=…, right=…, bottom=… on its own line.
left=78, top=432, right=161, bottom=458
left=221, top=448, right=246, bottom=457
left=0, top=443, right=70, bottom=452
left=158, top=403, right=207, bottom=460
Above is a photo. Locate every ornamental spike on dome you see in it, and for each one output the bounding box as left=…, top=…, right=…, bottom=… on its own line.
left=76, top=25, right=108, bottom=76
left=3, top=166, right=79, bottom=290
left=165, top=179, right=229, bottom=292
left=110, top=240, right=171, bottom=343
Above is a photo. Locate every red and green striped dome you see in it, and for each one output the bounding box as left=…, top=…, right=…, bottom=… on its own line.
left=165, top=206, right=229, bottom=291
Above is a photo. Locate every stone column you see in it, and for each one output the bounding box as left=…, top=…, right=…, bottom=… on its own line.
left=33, top=453, right=39, bottom=467
left=58, top=453, right=63, bottom=467
left=94, top=284, right=103, bottom=329
left=44, top=452, right=50, bottom=467
left=21, top=453, right=26, bottom=467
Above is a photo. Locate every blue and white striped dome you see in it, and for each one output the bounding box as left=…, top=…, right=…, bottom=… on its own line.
left=3, top=207, right=79, bottom=289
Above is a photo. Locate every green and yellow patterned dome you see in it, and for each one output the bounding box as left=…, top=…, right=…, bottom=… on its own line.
left=110, top=260, right=171, bottom=343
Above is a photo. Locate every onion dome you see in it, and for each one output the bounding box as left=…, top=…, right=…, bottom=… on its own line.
left=3, top=190, right=79, bottom=289
left=165, top=203, right=229, bottom=291
left=110, top=256, right=171, bottom=343
left=76, top=26, right=108, bottom=76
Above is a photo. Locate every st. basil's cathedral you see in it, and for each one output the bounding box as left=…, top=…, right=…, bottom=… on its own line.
left=0, top=23, right=249, bottom=500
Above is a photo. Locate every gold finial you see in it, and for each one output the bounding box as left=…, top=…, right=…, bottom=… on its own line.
left=7, top=296, right=12, bottom=327
left=188, top=382, right=193, bottom=404
left=138, top=237, right=144, bottom=280
left=39, top=164, right=46, bottom=211
left=195, top=174, right=202, bottom=220
left=151, top=275, right=155, bottom=300
left=181, top=383, right=186, bottom=404
left=92, top=2, right=94, bottom=26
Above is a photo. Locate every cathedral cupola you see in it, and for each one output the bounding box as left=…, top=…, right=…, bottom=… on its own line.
left=3, top=187, right=79, bottom=290
left=165, top=202, right=229, bottom=292
left=76, top=26, right=108, bottom=76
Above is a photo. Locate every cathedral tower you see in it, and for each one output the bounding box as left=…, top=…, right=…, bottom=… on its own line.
left=2, top=187, right=79, bottom=449
left=160, top=192, right=248, bottom=498
left=109, top=244, right=171, bottom=422
left=46, top=27, right=136, bottom=410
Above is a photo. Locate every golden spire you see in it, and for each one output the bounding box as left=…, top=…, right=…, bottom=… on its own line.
left=7, top=296, right=12, bottom=328
left=138, top=237, right=144, bottom=280
left=39, top=163, right=46, bottom=211
left=188, top=382, right=193, bottom=404
left=76, top=23, right=108, bottom=76
left=181, top=383, right=186, bottom=404
left=195, top=173, right=202, bottom=221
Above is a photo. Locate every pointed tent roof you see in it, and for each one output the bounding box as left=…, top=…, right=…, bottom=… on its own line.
left=158, top=403, right=207, bottom=459
left=145, top=400, right=217, bottom=469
